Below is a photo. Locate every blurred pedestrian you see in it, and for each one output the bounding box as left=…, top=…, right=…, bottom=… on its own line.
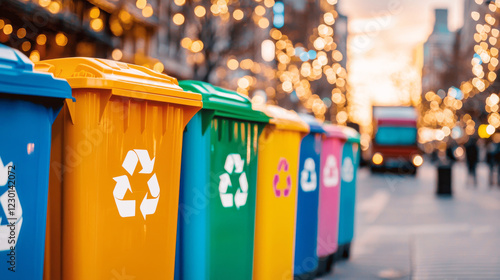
left=494, top=142, right=500, bottom=187
left=446, top=141, right=456, bottom=165
left=486, top=140, right=497, bottom=186
left=465, top=137, right=479, bottom=186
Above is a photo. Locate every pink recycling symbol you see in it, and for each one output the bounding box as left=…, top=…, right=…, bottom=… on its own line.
left=273, top=158, right=292, bottom=197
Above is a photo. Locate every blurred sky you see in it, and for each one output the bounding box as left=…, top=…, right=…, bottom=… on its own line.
left=339, top=0, right=464, bottom=125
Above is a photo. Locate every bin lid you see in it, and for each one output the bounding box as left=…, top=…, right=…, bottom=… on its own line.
left=298, top=113, right=325, bottom=134
left=0, top=44, right=72, bottom=99
left=323, top=124, right=347, bottom=140
left=34, top=58, right=201, bottom=107
left=254, top=104, right=309, bottom=133
left=178, top=80, right=270, bottom=123
left=340, top=126, right=361, bottom=144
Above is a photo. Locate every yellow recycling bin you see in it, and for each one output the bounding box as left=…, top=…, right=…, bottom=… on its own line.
left=253, top=105, right=309, bottom=280
left=35, top=58, right=202, bottom=280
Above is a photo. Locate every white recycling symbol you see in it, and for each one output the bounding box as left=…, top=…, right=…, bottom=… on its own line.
left=0, top=157, right=22, bottom=251
left=219, top=154, right=248, bottom=209
left=323, top=155, right=339, bottom=188
left=342, top=157, right=354, bottom=183
left=113, top=150, right=159, bottom=219
left=300, top=158, right=317, bottom=192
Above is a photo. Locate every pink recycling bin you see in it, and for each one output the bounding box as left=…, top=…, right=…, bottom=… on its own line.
left=316, top=124, right=346, bottom=274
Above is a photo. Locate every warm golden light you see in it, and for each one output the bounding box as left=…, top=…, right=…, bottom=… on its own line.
left=48, top=1, right=61, bottom=14
left=111, top=49, right=123, bottom=60
left=39, top=0, right=50, bottom=7
left=255, top=5, right=266, bottom=16
left=90, top=6, right=100, bottom=18
left=233, top=9, right=244, bottom=20
left=174, top=0, right=185, bottom=6
left=29, top=50, right=40, bottom=62
left=21, top=41, right=31, bottom=52
left=17, top=28, right=26, bottom=39
left=372, top=153, right=383, bottom=165
left=153, top=62, right=164, bottom=73
left=36, top=34, right=47, bottom=45
left=227, top=58, right=239, bottom=70
left=258, top=18, right=269, bottom=29
left=90, top=18, right=103, bottom=32
left=190, top=40, right=204, bottom=52
left=173, top=13, right=185, bottom=25
left=194, top=6, right=206, bottom=17
left=142, top=5, right=153, bottom=18
left=181, top=37, right=192, bottom=49
left=3, top=24, right=12, bottom=35
left=55, top=32, right=68, bottom=46
left=412, top=155, right=423, bottom=167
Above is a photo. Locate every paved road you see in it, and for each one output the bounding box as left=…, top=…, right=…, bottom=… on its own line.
left=318, top=162, right=500, bottom=280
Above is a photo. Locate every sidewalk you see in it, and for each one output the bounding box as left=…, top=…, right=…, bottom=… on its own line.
left=318, top=162, right=500, bottom=280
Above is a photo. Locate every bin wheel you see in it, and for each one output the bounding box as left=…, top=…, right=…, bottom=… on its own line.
left=342, top=243, right=351, bottom=259
left=325, top=254, right=335, bottom=273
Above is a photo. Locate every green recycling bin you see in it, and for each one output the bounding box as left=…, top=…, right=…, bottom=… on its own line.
left=175, top=81, right=270, bottom=280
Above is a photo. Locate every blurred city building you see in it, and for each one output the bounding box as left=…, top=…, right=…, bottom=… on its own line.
left=420, top=1, right=500, bottom=151
left=422, top=9, right=456, bottom=96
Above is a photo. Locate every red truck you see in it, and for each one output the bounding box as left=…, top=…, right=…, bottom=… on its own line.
left=370, top=106, right=423, bottom=175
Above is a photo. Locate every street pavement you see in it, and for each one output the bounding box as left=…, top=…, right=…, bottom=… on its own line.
left=317, top=162, right=500, bottom=280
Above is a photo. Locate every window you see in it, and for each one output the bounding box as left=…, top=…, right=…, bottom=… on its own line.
left=375, top=126, right=417, bottom=146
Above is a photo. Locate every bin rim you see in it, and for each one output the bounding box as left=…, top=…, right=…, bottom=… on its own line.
left=298, top=113, right=325, bottom=134
left=0, top=44, right=72, bottom=100
left=178, top=80, right=270, bottom=123
left=322, top=124, right=347, bottom=140
left=253, top=104, right=309, bottom=133
left=340, top=126, right=361, bottom=144
left=34, top=57, right=202, bottom=107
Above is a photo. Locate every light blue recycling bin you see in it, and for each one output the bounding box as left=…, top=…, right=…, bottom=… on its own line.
left=337, top=126, right=361, bottom=260
left=294, top=114, right=324, bottom=279
left=0, top=44, right=72, bottom=279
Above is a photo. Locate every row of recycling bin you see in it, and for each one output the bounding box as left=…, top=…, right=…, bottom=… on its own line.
left=0, top=44, right=360, bottom=280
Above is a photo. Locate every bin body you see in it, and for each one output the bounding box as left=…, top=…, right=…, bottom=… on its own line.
left=337, top=127, right=361, bottom=250
left=0, top=45, right=71, bottom=280
left=253, top=105, right=309, bottom=280
left=317, top=125, right=345, bottom=259
left=37, top=58, right=201, bottom=280
left=175, top=81, right=269, bottom=280
left=293, top=115, right=324, bottom=277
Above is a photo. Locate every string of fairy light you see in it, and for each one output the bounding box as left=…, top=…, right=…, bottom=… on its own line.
left=420, top=0, right=500, bottom=144
left=0, top=0, right=348, bottom=122
left=171, top=0, right=348, bottom=122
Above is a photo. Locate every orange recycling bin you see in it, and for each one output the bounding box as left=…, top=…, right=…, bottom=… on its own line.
left=253, top=105, right=309, bottom=280
left=36, top=58, right=202, bottom=280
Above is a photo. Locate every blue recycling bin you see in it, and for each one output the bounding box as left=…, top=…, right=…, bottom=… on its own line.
left=294, top=114, right=324, bottom=279
left=0, top=44, right=72, bottom=279
left=337, top=126, right=361, bottom=259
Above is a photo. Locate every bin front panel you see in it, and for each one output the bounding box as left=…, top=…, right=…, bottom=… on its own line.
left=178, top=115, right=260, bottom=280
left=338, top=142, right=360, bottom=246
left=293, top=132, right=321, bottom=275
left=0, top=99, right=55, bottom=280
left=254, top=127, right=302, bottom=280
left=47, top=90, right=191, bottom=280
left=208, top=118, right=259, bottom=280
left=317, top=136, right=343, bottom=257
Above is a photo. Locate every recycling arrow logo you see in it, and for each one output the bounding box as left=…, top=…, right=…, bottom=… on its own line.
left=273, top=158, right=292, bottom=197
left=300, top=158, right=317, bottom=192
left=0, top=157, right=22, bottom=251
left=342, top=157, right=354, bottom=183
left=323, top=155, right=340, bottom=188
left=219, top=154, right=248, bottom=209
left=113, top=150, right=159, bottom=219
